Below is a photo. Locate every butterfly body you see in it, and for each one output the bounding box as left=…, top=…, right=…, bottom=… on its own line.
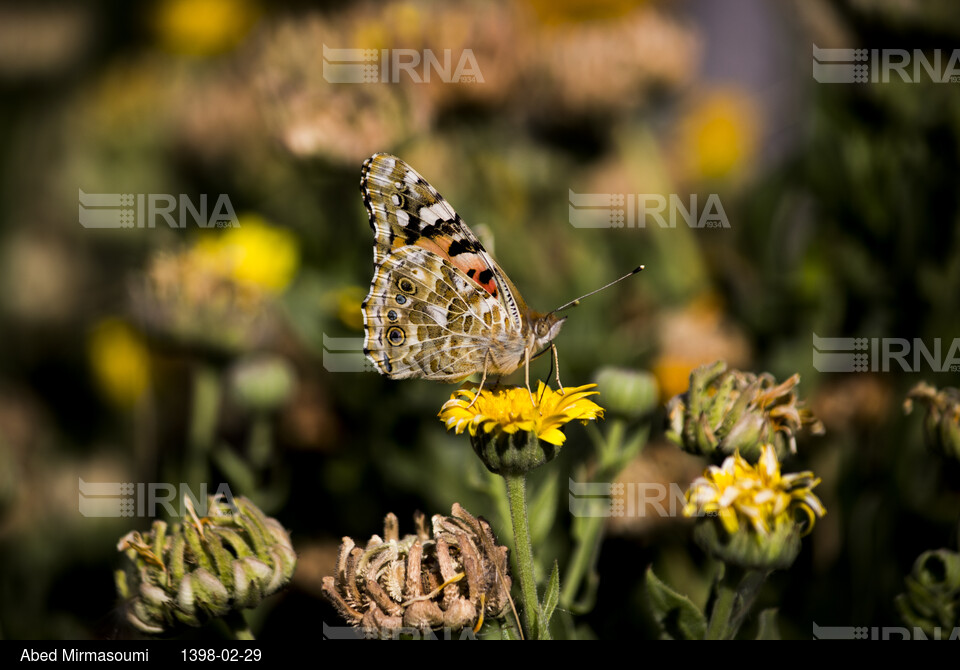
left=360, top=153, right=564, bottom=384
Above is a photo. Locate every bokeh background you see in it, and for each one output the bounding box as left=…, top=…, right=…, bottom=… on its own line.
left=1, top=0, right=959, bottom=640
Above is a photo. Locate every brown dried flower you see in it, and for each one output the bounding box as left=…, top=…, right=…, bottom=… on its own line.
left=322, top=504, right=512, bottom=636
left=904, top=382, right=960, bottom=462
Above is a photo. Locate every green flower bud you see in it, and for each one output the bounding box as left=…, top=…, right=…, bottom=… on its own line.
left=895, top=549, right=960, bottom=635
left=593, top=367, right=659, bottom=419
left=229, top=354, right=297, bottom=412
left=232, top=557, right=273, bottom=608
left=722, top=414, right=766, bottom=463
left=115, top=495, right=295, bottom=636
left=665, top=361, right=823, bottom=463
left=693, top=518, right=801, bottom=572
left=470, top=426, right=558, bottom=477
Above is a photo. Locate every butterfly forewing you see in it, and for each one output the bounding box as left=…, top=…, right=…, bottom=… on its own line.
left=361, top=154, right=524, bottom=322
left=359, top=153, right=541, bottom=382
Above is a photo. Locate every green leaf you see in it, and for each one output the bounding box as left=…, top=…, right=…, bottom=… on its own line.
left=644, top=566, right=706, bottom=640
left=613, top=424, right=650, bottom=474
left=480, top=619, right=522, bottom=640
left=538, top=561, right=561, bottom=639
left=755, top=608, right=781, bottom=640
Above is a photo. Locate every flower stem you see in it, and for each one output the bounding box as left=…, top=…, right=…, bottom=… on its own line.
left=223, top=610, right=255, bottom=640
left=728, top=569, right=769, bottom=636
left=186, top=363, right=220, bottom=489
left=705, top=569, right=737, bottom=640
left=559, top=506, right=603, bottom=612
left=705, top=565, right=769, bottom=639
left=504, top=473, right=545, bottom=639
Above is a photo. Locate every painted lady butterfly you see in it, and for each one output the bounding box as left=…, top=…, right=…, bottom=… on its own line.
left=360, top=153, right=640, bottom=398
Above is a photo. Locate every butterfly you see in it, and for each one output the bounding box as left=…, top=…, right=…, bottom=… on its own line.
left=359, top=153, right=641, bottom=401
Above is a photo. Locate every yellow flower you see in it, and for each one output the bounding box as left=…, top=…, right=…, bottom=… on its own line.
left=153, top=0, right=260, bottom=57
left=192, top=215, right=300, bottom=294
left=439, top=382, right=603, bottom=447
left=336, top=285, right=367, bottom=331
left=676, top=88, right=759, bottom=181
left=88, top=319, right=150, bottom=408
left=524, top=0, right=641, bottom=25
left=684, top=444, right=825, bottom=537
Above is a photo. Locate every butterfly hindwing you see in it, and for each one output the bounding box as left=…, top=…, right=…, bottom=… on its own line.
left=362, top=245, right=516, bottom=380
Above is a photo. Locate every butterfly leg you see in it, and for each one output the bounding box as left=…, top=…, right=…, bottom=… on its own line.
left=466, top=352, right=492, bottom=409
left=523, top=347, right=539, bottom=409
left=552, top=343, right=565, bottom=394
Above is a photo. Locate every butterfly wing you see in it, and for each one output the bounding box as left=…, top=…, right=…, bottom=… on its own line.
left=361, top=153, right=525, bottom=330
left=360, top=153, right=529, bottom=380
left=362, top=244, right=515, bottom=380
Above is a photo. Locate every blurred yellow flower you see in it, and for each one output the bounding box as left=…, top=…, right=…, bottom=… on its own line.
left=135, top=217, right=295, bottom=354
left=193, top=215, right=300, bottom=294
left=684, top=445, right=825, bottom=537
left=439, top=382, right=603, bottom=447
left=153, top=0, right=260, bottom=57
left=525, top=0, right=641, bottom=24
left=88, top=319, right=150, bottom=408
left=336, top=285, right=366, bottom=331
left=652, top=295, right=751, bottom=401
left=677, top=89, right=759, bottom=181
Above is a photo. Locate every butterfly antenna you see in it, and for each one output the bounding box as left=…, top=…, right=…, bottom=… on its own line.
left=548, top=265, right=644, bottom=316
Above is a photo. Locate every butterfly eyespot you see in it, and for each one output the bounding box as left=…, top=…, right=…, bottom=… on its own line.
left=386, top=309, right=399, bottom=322
left=387, top=326, right=406, bottom=346
left=395, top=294, right=407, bottom=305
left=397, top=278, right=416, bottom=294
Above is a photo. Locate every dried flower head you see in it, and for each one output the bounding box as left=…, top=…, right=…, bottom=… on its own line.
left=115, top=495, right=296, bottom=635
left=665, top=361, right=824, bottom=464
left=322, top=504, right=512, bottom=636
left=904, top=382, right=960, bottom=462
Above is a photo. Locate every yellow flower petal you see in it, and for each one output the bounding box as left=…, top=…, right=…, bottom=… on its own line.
left=683, top=444, right=826, bottom=537
left=438, top=382, right=604, bottom=446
